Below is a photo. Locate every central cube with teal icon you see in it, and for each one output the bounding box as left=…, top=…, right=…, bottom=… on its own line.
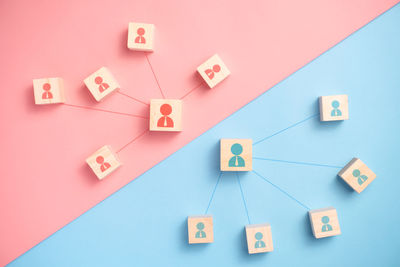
left=220, top=139, right=252, bottom=171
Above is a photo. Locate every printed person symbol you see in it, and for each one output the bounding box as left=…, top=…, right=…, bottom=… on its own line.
left=135, top=28, right=146, bottom=44
left=96, top=156, right=111, bottom=172
left=195, top=222, right=206, bottom=238
left=353, top=169, right=368, bottom=185
left=321, top=216, right=333, bottom=232
left=228, top=143, right=245, bottom=167
left=254, top=232, right=266, bottom=248
left=95, top=76, right=109, bottom=93
left=42, top=83, right=53, bottom=99
left=157, top=104, right=174, bottom=128
left=331, top=100, right=342, bottom=117
left=205, top=64, right=221, bottom=80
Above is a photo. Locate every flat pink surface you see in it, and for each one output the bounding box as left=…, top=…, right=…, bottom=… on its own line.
left=0, top=0, right=398, bottom=265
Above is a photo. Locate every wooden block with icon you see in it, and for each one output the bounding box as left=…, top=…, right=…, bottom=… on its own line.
left=309, top=207, right=341, bottom=239
left=220, top=139, right=252, bottom=171
left=245, top=223, right=273, bottom=254
left=84, top=67, right=120, bottom=102
left=187, top=215, right=214, bottom=244
left=338, top=158, right=376, bottom=193
left=197, top=54, right=230, bottom=88
left=149, top=99, right=183, bottom=132
left=127, top=22, right=155, bottom=52
left=33, top=77, right=65, bottom=105
left=319, top=94, right=349, bottom=121
left=86, top=145, right=121, bottom=180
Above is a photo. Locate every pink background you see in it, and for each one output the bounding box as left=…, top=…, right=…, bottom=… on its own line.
left=0, top=0, right=398, bottom=265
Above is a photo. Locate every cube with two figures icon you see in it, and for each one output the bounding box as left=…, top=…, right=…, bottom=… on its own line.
left=197, top=54, right=230, bottom=88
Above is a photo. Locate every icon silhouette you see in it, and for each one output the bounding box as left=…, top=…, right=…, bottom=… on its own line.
left=321, top=216, right=333, bottom=232
left=228, top=143, right=245, bottom=167
left=42, top=83, right=53, bottom=99
left=352, top=169, right=368, bottom=185
left=157, top=104, right=174, bottom=128
left=205, top=64, right=221, bottom=80
left=95, top=76, right=109, bottom=93
left=135, top=28, right=146, bottom=44
left=331, top=100, right=342, bottom=116
left=254, top=232, right=266, bottom=248
left=96, top=156, right=111, bottom=172
left=195, top=222, right=206, bottom=238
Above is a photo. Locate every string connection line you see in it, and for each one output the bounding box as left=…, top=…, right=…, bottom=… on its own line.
left=144, top=52, right=166, bottom=99
left=253, top=113, right=319, bottom=146
left=180, top=82, right=205, bottom=100
left=205, top=172, right=223, bottom=214
left=63, top=103, right=149, bottom=119
left=116, top=91, right=149, bottom=106
left=236, top=172, right=251, bottom=224
left=252, top=170, right=310, bottom=210
left=253, top=157, right=343, bottom=169
left=116, top=129, right=149, bottom=153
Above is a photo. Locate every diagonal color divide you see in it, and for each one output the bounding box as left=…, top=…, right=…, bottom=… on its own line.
left=0, top=0, right=399, bottom=265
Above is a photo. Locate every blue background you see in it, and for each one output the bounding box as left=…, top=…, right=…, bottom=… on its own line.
left=9, top=4, right=400, bottom=267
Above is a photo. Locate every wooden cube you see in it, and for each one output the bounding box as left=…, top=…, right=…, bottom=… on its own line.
left=149, top=99, right=183, bottom=132
left=309, top=207, right=341, bottom=239
left=84, top=67, right=120, bottom=102
left=33, top=77, right=65, bottom=105
left=86, top=145, right=121, bottom=180
left=319, top=94, right=349, bottom=121
left=127, top=22, right=155, bottom=52
left=197, top=54, right=230, bottom=88
left=245, top=223, right=273, bottom=254
left=220, top=139, right=252, bottom=171
left=187, top=215, right=213, bottom=244
left=338, top=158, right=376, bottom=193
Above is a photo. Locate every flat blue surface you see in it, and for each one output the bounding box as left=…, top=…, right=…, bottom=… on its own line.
left=9, top=5, right=400, bottom=267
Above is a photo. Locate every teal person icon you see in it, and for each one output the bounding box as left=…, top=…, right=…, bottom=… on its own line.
left=331, top=100, right=342, bottom=116
left=195, top=222, right=206, bottom=238
left=228, top=143, right=245, bottom=167
left=352, top=169, right=368, bottom=185
left=321, top=216, right=333, bottom=232
left=254, top=232, right=266, bottom=248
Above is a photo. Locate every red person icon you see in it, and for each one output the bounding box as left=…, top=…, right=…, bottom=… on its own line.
left=157, top=104, right=174, bottom=128
left=96, top=156, right=111, bottom=172
left=95, top=76, right=109, bottom=93
left=42, top=83, right=53, bottom=99
left=205, top=64, right=221, bottom=80
left=135, top=28, right=146, bottom=44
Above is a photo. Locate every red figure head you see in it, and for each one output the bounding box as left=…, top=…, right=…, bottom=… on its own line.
left=137, top=28, right=145, bottom=36
left=96, top=156, right=104, bottom=164
left=160, top=104, right=172, bottom=116
left=95, top=76, right=103, bottom=85
left=43, top=83, right=51, bottom=91
left=212, top=64, right=221, bottom=73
